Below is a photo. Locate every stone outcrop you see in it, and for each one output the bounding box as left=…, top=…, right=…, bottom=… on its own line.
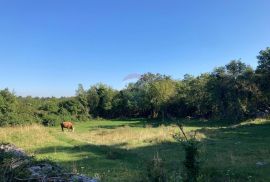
left=0, top=143, right=98, bottom=182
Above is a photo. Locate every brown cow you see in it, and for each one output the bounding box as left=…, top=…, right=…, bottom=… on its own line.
left=60, top=121, right=74, bottom=132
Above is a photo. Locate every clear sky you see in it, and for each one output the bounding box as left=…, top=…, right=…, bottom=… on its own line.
left=0, top=0, right=270, bottom=97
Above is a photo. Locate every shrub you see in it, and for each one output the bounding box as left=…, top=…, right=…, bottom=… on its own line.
left=174, top=123, right=200, bottom=182
left=145, top=152, right=166, bottom=182
left=182, top=140, right=200, bottom=182
left=40, top=114, right=61, bottom=126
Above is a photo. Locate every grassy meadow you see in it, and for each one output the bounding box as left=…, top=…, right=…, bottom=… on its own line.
left=0, top=119, right=270, bottom=181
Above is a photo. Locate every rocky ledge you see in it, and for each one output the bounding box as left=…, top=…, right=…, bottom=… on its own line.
left=0, top=143, right=98, bottom=182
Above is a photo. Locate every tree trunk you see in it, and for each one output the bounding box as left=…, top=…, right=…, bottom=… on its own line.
left=162, top=110, right=165, bottom=122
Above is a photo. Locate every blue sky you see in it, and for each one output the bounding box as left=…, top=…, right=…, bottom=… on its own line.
left=0, top=0, right=269, bottom=97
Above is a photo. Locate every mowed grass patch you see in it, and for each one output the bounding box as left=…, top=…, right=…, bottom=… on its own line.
left=0, top=119, right=270, bottom=181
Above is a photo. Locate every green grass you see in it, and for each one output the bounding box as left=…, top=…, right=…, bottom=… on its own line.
left=1, top=119, right=270, bottom=181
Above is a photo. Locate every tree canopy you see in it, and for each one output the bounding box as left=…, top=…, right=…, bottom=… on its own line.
left=1, top=47, right=270, bottom=126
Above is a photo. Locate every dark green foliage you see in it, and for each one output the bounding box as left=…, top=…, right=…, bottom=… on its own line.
left=41, top=114, right=60, bottom=126
left=87, top=83, right=117, bottom=118
left=1, top=48, right=270, bottom=125
left=174, top=124, right=200, bottom=182
left=146, top=153, right=167, bottom=182
left=106, top=149, right=122, bottom=160
left=256, top=47, right=270, bottom=107
left=182, top=140, right=200, bottom=182
left=206, top=60, right=261, bottom=121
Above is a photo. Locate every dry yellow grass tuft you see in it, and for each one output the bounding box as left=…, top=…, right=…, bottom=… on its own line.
left=0, top=124, right=57, bottom=152
left=66, top=124, right=205, bottom=149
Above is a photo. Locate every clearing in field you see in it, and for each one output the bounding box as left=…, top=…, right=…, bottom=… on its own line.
left=1, top=119, right=270, bottom=181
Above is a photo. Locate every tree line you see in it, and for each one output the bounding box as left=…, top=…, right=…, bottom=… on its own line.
left=1, top=47, right=270, bottom=126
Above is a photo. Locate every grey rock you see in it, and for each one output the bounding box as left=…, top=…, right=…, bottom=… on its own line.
left=256, top=161, right=268, bottom=167
left=0, top=144, right=27, bottom=157
left=1, top=143, right=99, bottom=182
left=71, top=174, right=99, bottom=182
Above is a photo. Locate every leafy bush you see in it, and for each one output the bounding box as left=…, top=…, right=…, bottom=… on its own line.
left=39, top=113, right=79, bottom=127
left=182, top=140, right=200, bottom=182
left=40, top=114, right=60, bottom=126
left=174, top=123, right=200, bottom=182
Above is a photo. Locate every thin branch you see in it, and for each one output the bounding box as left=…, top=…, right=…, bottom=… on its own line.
left=177, top=123, right=188, bottom=141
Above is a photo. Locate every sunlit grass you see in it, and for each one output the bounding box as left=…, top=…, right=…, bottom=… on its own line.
left=68, top=124, right=204, bottom=149
left=0, top=125, right=56, bottom=149
left=1, top=119, right=270, bottom=181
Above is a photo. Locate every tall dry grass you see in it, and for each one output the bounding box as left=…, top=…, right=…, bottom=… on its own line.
left=0, top=124, right=57, bottom=151
left=67, top=124, right=205, bottom=149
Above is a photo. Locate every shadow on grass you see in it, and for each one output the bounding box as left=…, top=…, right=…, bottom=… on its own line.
left=34, top=141, right=183, bottom=181
left=35, top=121, right=270, bottom=181
left=93, top=118, right=234, bottom=130
left=199, top=121, right=270, bottom=142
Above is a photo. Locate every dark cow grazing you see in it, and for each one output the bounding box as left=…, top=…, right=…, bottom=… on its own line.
left=60, top=121, right=74, bottom=132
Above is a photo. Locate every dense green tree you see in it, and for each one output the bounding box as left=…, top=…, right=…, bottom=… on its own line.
left=147, top=79, right=176, bottom=119
left=87, top=84, right=117, bottom=118
left=0, top=89, right=19, bottom=126
left=207, top=60, right=260, bottom=121
left=76, top=84, right=90, bottom=119
left=134, top=73, right=173, bottom=118
left=256, top=47, right=270, bottom=108
left=183, top=74, right=212, bottom=118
